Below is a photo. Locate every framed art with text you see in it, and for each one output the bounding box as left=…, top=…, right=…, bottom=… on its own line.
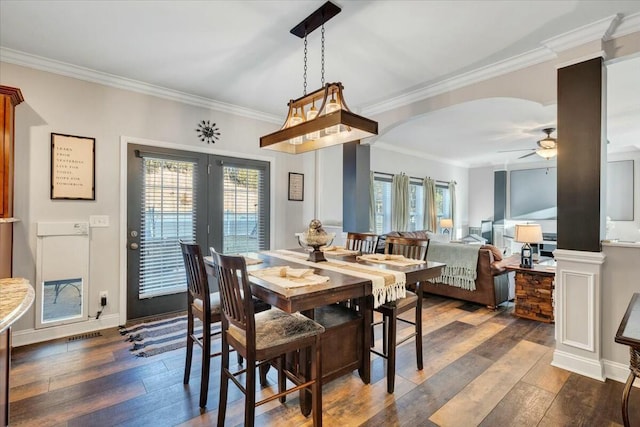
left=51, top=133, right=96, bottom=200
left=288, top=172, right=304, bottom=201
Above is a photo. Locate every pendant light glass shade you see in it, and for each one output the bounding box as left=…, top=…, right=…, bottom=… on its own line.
left=305, top=103, right=320, bottom=140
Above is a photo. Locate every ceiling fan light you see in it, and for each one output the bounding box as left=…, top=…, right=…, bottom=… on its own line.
left=538, top=137, right=556, bottom=149
left=536, top=147, right=557, bottom=159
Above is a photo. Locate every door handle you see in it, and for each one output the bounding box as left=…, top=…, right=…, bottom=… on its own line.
left=129, top=242, right=139, bottom=250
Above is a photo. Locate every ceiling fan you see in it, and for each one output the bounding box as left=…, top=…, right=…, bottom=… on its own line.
left=499, top=127, right=557, bottom=159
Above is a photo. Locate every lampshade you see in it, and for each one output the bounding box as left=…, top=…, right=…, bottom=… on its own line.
left=260, top=82, right=378, bottom=154
left=440, top=218, right=453, bottom=229
left=514, top=224, right=543, bottom=244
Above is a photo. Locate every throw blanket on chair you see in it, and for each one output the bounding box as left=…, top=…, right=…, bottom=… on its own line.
left=427, top=242, right=480, bottom=291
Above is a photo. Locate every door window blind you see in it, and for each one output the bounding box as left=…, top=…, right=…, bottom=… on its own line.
left=222, top=164, right=268, bottom=254
left=139, top=157, right=196, bottom=298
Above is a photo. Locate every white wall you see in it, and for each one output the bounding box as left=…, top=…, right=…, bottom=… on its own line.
left=468, top=166, right=494, bottom=227
left=601, top=243, right=640, bottom=381
left=605, top=151, right=640, bottom=242
left=1, top=62, right=316, bottom=337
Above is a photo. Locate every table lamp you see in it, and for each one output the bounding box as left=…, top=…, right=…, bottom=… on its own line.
left=515, top=224, right=543, bottom=268
left=440, top=218, right=453, bottom=234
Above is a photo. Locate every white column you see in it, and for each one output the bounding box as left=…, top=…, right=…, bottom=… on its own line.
left=552, top=248, right=606, bottom=381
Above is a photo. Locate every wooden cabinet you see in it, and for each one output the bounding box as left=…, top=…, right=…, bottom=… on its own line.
left=0, top=86, right=24, bottom=279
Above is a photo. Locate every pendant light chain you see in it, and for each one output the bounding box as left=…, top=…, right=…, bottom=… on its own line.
left=321, top=22, right=325, bottom=87
left=303, top=32, right=308, bottom=96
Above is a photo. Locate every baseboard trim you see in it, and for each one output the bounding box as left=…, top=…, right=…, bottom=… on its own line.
left=11, top=313, right=121, bottom=347
left=552, top=349, right=605, bottom=381
left=604, top=358, right=638, bottom=387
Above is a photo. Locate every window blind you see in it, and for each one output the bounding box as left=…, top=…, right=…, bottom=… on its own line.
left=139, top=157, right=196, bottom=299
left=373, top=177, right=392, bottom=234
left=222, top=164, right=268, bottom=254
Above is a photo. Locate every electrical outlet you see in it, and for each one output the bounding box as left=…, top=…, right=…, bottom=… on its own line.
left=100, top=291, right=108, bottom=306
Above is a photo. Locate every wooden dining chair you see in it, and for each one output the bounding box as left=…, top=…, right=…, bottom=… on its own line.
left=345, top=232, right=379, bottom=254
left=209, top=249, right=325, bottom=427
left=372, top=235, right=430, bottom=393
left=180, top=241, right=271, bottom=409
left=179, top=240, right=222, bottom=409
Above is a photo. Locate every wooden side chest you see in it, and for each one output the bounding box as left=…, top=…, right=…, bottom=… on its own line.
left=513, top=270, right=555, bottom=323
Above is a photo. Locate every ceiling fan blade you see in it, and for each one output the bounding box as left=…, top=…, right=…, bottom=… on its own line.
left=498, top=148, right=535, bottom=153
left=518, top=152, right=537, bottom=159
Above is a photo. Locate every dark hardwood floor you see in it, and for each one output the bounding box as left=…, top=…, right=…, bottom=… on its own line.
left=9, top=296, right=639, bottom=426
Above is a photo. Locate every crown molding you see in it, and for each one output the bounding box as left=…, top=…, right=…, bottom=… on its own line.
left=0, top=47, right=282, bottom=124
left=364, top=14, right=640, bottom=117
left=555, top=50, right=607, bottom=70
left=362, top=47, right=554, bottom=116
left=612, top=11, right=640, bottom=38
left=542, top=14, right=621, bottom=53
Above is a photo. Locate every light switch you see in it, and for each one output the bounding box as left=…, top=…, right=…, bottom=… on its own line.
left=89, top=215, right=110, bottom=228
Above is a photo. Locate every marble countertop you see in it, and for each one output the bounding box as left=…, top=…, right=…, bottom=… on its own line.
left=0, top=277, right=34, bottom=334
left=0, top=217, right=20, bottom=223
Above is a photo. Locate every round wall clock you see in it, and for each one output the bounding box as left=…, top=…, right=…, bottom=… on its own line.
left=196, top=120, right=221, bottom=144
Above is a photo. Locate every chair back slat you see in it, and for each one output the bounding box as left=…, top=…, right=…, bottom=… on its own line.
left=384, top=236, right=430, bottom=261
left=209, top=249, right=256, bottom=339
left=180, top=240, right=211, bottom=311
left=345, top=232, right=379, bottom=254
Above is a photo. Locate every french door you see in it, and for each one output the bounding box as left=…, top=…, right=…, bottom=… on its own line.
left=127, top=144, right=270, bottom=320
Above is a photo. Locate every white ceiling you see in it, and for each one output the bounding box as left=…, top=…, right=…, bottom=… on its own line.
left=1, top=0, right=639, bottom=167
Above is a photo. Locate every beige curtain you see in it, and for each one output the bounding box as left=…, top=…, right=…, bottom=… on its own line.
left=423, top=177, right=437, bottom=232
left=369, top=171, right=375, bottom=232
left=391, top=174, right=409, bottom=231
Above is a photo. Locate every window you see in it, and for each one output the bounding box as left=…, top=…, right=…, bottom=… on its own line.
left=373, top=174, right=452, bottom=233
left=408, top=179, right=424, bottom=231
left=436, top=183, right=451, bottom=229
left=139, top=157, right=197, bottom=299
left=373, top=176, right=392, bottom=234
left=222, top=163, right=269, bottom=254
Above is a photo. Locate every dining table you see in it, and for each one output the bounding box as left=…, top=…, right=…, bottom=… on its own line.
left=204, top=248, right=445, bottom=415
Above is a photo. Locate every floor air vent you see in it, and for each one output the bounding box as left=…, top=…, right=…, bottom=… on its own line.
left=67, top=331, right=102, bottom=342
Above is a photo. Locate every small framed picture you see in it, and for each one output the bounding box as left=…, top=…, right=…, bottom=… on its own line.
left=51, top=133, right=96, bottom=200
left=288, top=172, right=304, bottom=201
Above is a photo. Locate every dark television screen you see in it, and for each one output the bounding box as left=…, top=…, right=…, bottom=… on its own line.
left=509, top=167, right=557, bottom=220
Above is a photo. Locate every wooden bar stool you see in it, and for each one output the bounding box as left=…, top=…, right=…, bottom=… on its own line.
left=345, top=232, right=379, bottom=254
left=371, top=235, right=430, bottom=393
left=209, top=249, right=325, bottom=427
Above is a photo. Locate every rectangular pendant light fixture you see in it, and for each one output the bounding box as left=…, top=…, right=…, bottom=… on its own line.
left=259, top=2, right=378, bottom=154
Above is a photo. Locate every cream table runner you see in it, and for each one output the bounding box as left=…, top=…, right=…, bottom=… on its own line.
left=264, top=250, right=406, bottom=307
left=321, top=246, right=360, bottom=256
left=250, top=266, right=330, bottom=288
left=357, top=253, right=426, bottom=267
